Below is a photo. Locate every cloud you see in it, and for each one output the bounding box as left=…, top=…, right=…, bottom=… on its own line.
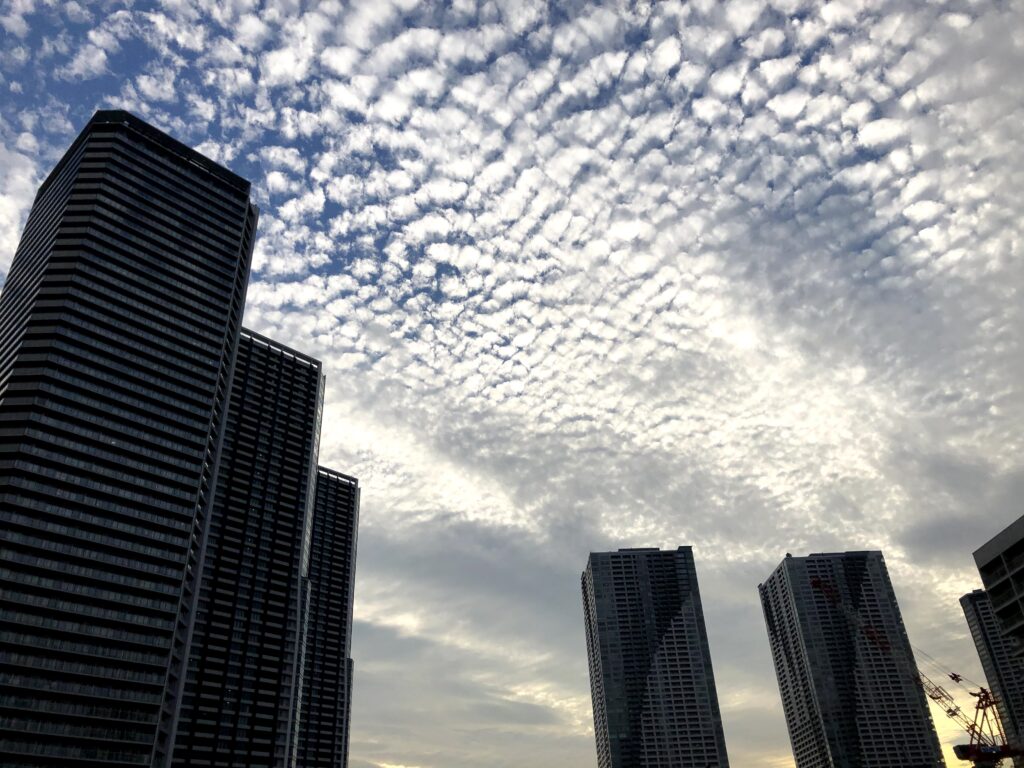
left=136, top=67, right=178, bottom=102
left=650, top=36, right=682, bottom=77
left=0, top=144, right=38, bottom=274
left=857, top=116, right=909, bottom=148
left=56, top=43, right=109, bottom=79
left=2, top=0, right=1023, bottom=767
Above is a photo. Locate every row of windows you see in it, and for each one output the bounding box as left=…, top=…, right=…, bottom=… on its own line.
left=0, top=673, right=163, bottom=704
left=2, top=590, right=176, bottom=631
left=2, top=529, right=182, bottom=580
left=0, top=716, right=153, bottom=743
left=1, top=608, right=169, bottom=649
left=0, top=693, right=157, bottom=723
left=2, top=510, right=185, bottom=564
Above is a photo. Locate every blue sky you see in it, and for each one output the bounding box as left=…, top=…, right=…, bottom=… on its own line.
left=1, top=0, right=1023, bottom=766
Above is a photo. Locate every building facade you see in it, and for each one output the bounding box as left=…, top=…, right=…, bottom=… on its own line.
left=581, top=547, right=730, bottom=768
left=300, top=468, right=361, bottom=768
left=0, top=110, right=359, bottom=768
left=0, top=110, right=256, bottom=767
left=759, top=552, right=944, bottom=768
left=171, top=330, right=324, bottom=768
left=975, top=516, right=1024, bottom=654
left=961, top=589, right=1024, bottom=766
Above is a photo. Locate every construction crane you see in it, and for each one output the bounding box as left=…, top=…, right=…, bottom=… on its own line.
left=810, top=577, right=1022, bottom=768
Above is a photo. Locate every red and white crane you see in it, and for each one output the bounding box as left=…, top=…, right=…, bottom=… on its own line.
left=810, top=577, right=1021, bottom=768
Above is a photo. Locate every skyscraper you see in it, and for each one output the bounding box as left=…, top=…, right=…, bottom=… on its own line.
left=301, top=467, right=361, bottom=768
left=171, top=330, right=324, bottom=768
left=759, top=551, right=944, bottom=768
left=0, top=110, right=360, bottom=768
left=581, top=547, right=730, bottom=768
left=961, top=589, right=1024, bottom=766
left=0, top=110, right=256, bottom=766
left=975, top=516, right=1024, bottom=653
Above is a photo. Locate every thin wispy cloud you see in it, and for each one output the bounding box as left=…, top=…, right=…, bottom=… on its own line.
left=1, top=1, right=1022, bottom=766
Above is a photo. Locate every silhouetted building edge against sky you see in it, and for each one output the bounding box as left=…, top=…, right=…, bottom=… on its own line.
left=582, top=546, right=730, bottom=768
left=975, top=516, right=1024, bottom=657
left=0, top=109, right=359, bottom=768
left=961, top=589, right=1024, bottom=767
left=302, top=467, right=360, bottom=768
left=0, top=109, right=257, bottom=766
left=759, top=551, right=944, bottom=768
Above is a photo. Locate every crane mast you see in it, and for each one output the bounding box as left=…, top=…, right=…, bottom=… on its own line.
left=809, top=577, right=1021, bottom=767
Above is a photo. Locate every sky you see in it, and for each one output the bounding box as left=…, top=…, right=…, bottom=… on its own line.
left=1, top=0, right=1022, bottom=765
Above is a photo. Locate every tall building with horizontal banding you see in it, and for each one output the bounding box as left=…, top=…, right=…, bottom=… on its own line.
left=0, top=110, right=361, bottom=768
left=171, top=330, right=324, bottom=768
left=0, top=110, right=257, bottom=767
left=582, top=547, right=730, bottom=768
left=301, top=467, right=360, bottom=768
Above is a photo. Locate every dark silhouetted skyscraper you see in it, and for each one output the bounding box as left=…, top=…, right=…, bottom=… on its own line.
left=301, top=467, right=360, bottom=768
left=171, top=330, right=324, bottom=768
left=0, top=110, right=359, bottom=768
left=0, top=110, right=256, bottom=767
left=582, top=547, right=730, bottom=768
left=975, top=516, right=1024, bottom=655
left=759, top=551, right=944, bottom=768
left=961, top=589, right=1024, bottom=766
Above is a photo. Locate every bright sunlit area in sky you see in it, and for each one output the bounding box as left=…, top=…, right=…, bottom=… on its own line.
left=1, top=0, right=1022, bottom=766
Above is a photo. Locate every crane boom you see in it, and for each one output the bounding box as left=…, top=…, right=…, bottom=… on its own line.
left=809, top=577, right=1021, bottom=767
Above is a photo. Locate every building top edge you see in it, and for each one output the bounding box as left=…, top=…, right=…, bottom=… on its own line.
left=317, top=466, right=359, bottom=485
left=91, top=110, right=252, bottom=192
left=960, top=589, right=987, bottom=601
left=586, top=546, right=694, bottom=558
left=39, top=109, right=254, bottom=202
left=240, top=327, right=323, bottom=369
left=975, top=514, right=1024, bottom=567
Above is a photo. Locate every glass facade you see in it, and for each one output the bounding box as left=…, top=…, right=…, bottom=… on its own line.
left=0, top=110, right=256, bottom=767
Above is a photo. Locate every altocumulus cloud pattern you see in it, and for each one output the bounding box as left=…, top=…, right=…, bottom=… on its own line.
left=0, top=1, right=1022, bottom=766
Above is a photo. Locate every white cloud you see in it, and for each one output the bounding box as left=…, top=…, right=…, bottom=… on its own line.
left=650, top=36, right=682, bottom=77
left=757, top=55, right=800, bottom=89
left=137, top=68, right=178, bottom=102
left=6, top=3, right=1024, bottom=768
left=903, top=200, right=944, bottom=224
left=857, top=117, right=909, bottom=148
left=1, top=0, right=32, bottom=37
left=261, top=44, right=313, bottom=87
left=766, top=87, right=809, bottom=120
left=0, top=144, right=36, bottom=274
left=258, top=145, right=307, bottom=174
left=321, top=46, right=360, bottom=76
left=236, top=14, right=270, bottom=50
left=724, top=0, right=765, bottom=36
left=56, top=44, right=108, bottom=79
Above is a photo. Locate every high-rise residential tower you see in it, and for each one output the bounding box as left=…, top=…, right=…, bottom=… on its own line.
left=581, top=547, right=730, bottom=768
left=0, top=110, right=361, bottom=768
left=759, top=551, right=944, bottom=768
left=171, top=330, right=324, bottom=768
left=975, top=516, right=1024, bottom=654
left=301, top=467, right=360, bottom=768
left=961, top=589, right=1024, bottom=766
left=0, top=110, right=256, bottom=767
